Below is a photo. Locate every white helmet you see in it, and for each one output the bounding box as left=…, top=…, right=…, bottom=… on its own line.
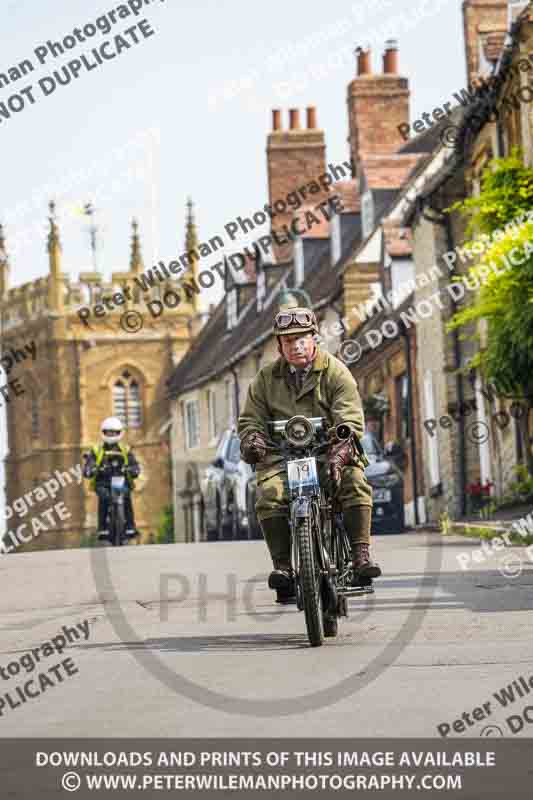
left=101, top=416, right=123, bottom=444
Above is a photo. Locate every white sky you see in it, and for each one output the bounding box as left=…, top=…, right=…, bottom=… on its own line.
left=0, top=0, right=471, bottom=526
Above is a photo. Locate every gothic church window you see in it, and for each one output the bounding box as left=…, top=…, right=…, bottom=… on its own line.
left=112, top=370, right=142, bottom=429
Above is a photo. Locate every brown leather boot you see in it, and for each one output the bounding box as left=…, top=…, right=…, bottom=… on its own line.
left=352, top=541, right=381, bottom=586
left=259, top=517, right=295, bottom=603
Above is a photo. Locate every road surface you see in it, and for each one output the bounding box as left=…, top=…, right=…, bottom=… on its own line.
left=1, top=530, right=533, bottom=737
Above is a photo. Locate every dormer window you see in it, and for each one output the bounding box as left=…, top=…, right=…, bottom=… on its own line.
left=227, top=287, right=237, bottom=330
left=256, top=269, right=266, bottom=311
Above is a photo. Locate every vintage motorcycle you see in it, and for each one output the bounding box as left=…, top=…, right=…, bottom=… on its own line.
left=266, top=415, right=373, bottom=647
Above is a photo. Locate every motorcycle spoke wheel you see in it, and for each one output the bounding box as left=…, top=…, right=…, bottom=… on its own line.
left=296, top=514, right=323, bottom=648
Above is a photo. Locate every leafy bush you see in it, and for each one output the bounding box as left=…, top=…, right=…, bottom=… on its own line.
left=447, top=150, right=533, bottom=473
left=156, top=505, right=174, bottom=544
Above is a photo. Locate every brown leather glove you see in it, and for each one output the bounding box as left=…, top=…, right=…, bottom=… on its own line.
left=240, top=431, right=267, bottom=465
left=328, top=437, right=356, bottom=488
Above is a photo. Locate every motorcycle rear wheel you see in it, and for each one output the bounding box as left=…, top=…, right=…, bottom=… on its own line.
left=296, top=514, right=323, bottom=647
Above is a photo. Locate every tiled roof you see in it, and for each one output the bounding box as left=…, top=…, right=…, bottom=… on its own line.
left=398, top=104, right=466, bottom=156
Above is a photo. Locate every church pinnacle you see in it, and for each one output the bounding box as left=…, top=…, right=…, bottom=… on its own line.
left=0, top=222, right=10, bottom=300
left=184, top=197, right=199, bottom=312
left=130, top=218, right=143, bottom=273
left=47, top=201, right=64, bottom=312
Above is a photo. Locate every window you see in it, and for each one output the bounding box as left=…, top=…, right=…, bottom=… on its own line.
left=395, top=374, right=411, bottom=441
left=227, top=288, right=237, bottom=330
left=207, top=389, right=218, bottom=442
left=256, top=269, right=266, bottom=310
left=330, top=211, right=341, bottom=265
left=31, top=392, right=39, bottom=438
left=113, top=370, right=142, bottom=428
left=294, top=238, right=304, bottom=286
left=184, top=399, right=200, bottom=450
left=361, top=190, right=374, bottom=240
left=390, top=258, right=416, bottom=308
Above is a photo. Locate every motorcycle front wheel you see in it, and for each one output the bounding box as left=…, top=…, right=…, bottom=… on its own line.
left=112, top=502, right=126, bottom=546
left=295, top=513, right=323, bottom=648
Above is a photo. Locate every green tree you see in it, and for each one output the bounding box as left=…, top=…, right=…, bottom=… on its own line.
left=448, top=169, right=533, bottom=473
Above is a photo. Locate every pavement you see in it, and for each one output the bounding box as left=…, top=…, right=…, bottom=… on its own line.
left=1, top=529, right=533, bottom=738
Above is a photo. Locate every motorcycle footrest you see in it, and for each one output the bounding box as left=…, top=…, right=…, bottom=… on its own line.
left=338, top=586, right=375, bottom=597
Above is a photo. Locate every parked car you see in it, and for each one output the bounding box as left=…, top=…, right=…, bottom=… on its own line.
left=246, top=472, right=263, bottom=540
left=202, top=429, right=261, bottom=541
left=363, top=432, right=405, bottom=533
left=245, top=429, right=405, bottom=537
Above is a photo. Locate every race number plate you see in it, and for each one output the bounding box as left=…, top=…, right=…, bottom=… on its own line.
left=287, top=457, right=319, bottom=495
left=111, top=476, right=126, bottom=489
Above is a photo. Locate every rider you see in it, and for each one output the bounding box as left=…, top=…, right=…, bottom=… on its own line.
left=238, top=307, right=381, bottom=603
left=83, top=417, right=141, bottom=541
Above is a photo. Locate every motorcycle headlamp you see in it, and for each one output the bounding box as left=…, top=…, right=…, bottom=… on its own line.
left=285, top=415, right=314, bottom=448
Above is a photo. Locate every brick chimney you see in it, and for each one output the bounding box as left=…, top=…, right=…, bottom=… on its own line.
left=347, top=41, right=410, bottom=168
left=462, top=1, right=509, bottom=85
left=266, top=107, right=328, bottom=247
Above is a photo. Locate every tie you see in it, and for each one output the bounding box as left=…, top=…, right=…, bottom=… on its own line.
left=294, top=368, right=306, bottom=392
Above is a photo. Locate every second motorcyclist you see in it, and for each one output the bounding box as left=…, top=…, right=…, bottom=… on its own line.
left=83, top=416, right=141, bottom=541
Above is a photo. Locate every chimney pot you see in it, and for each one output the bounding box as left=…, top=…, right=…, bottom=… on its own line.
left=356, top=46, right=371, bottom=75
left=289, top=108, right=300, bottom=130
left=306, top=106, right=317, bottom=129
left=383, top=39, right=399, bottom=74
left=272, top=108, right=282, bottom=131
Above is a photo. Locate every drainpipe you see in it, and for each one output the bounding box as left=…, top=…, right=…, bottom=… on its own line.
left=398, top=320, right=420, bottom=525
left=420, top=200, right=467, bottom=517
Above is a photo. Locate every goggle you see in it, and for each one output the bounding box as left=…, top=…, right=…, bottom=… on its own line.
left=275, top=310, right=315, bottom=328
left=103, top=429, right=121, bottom=436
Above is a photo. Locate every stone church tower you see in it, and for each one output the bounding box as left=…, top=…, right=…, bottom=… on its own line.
left=1, top=202, right=201, bottom=549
